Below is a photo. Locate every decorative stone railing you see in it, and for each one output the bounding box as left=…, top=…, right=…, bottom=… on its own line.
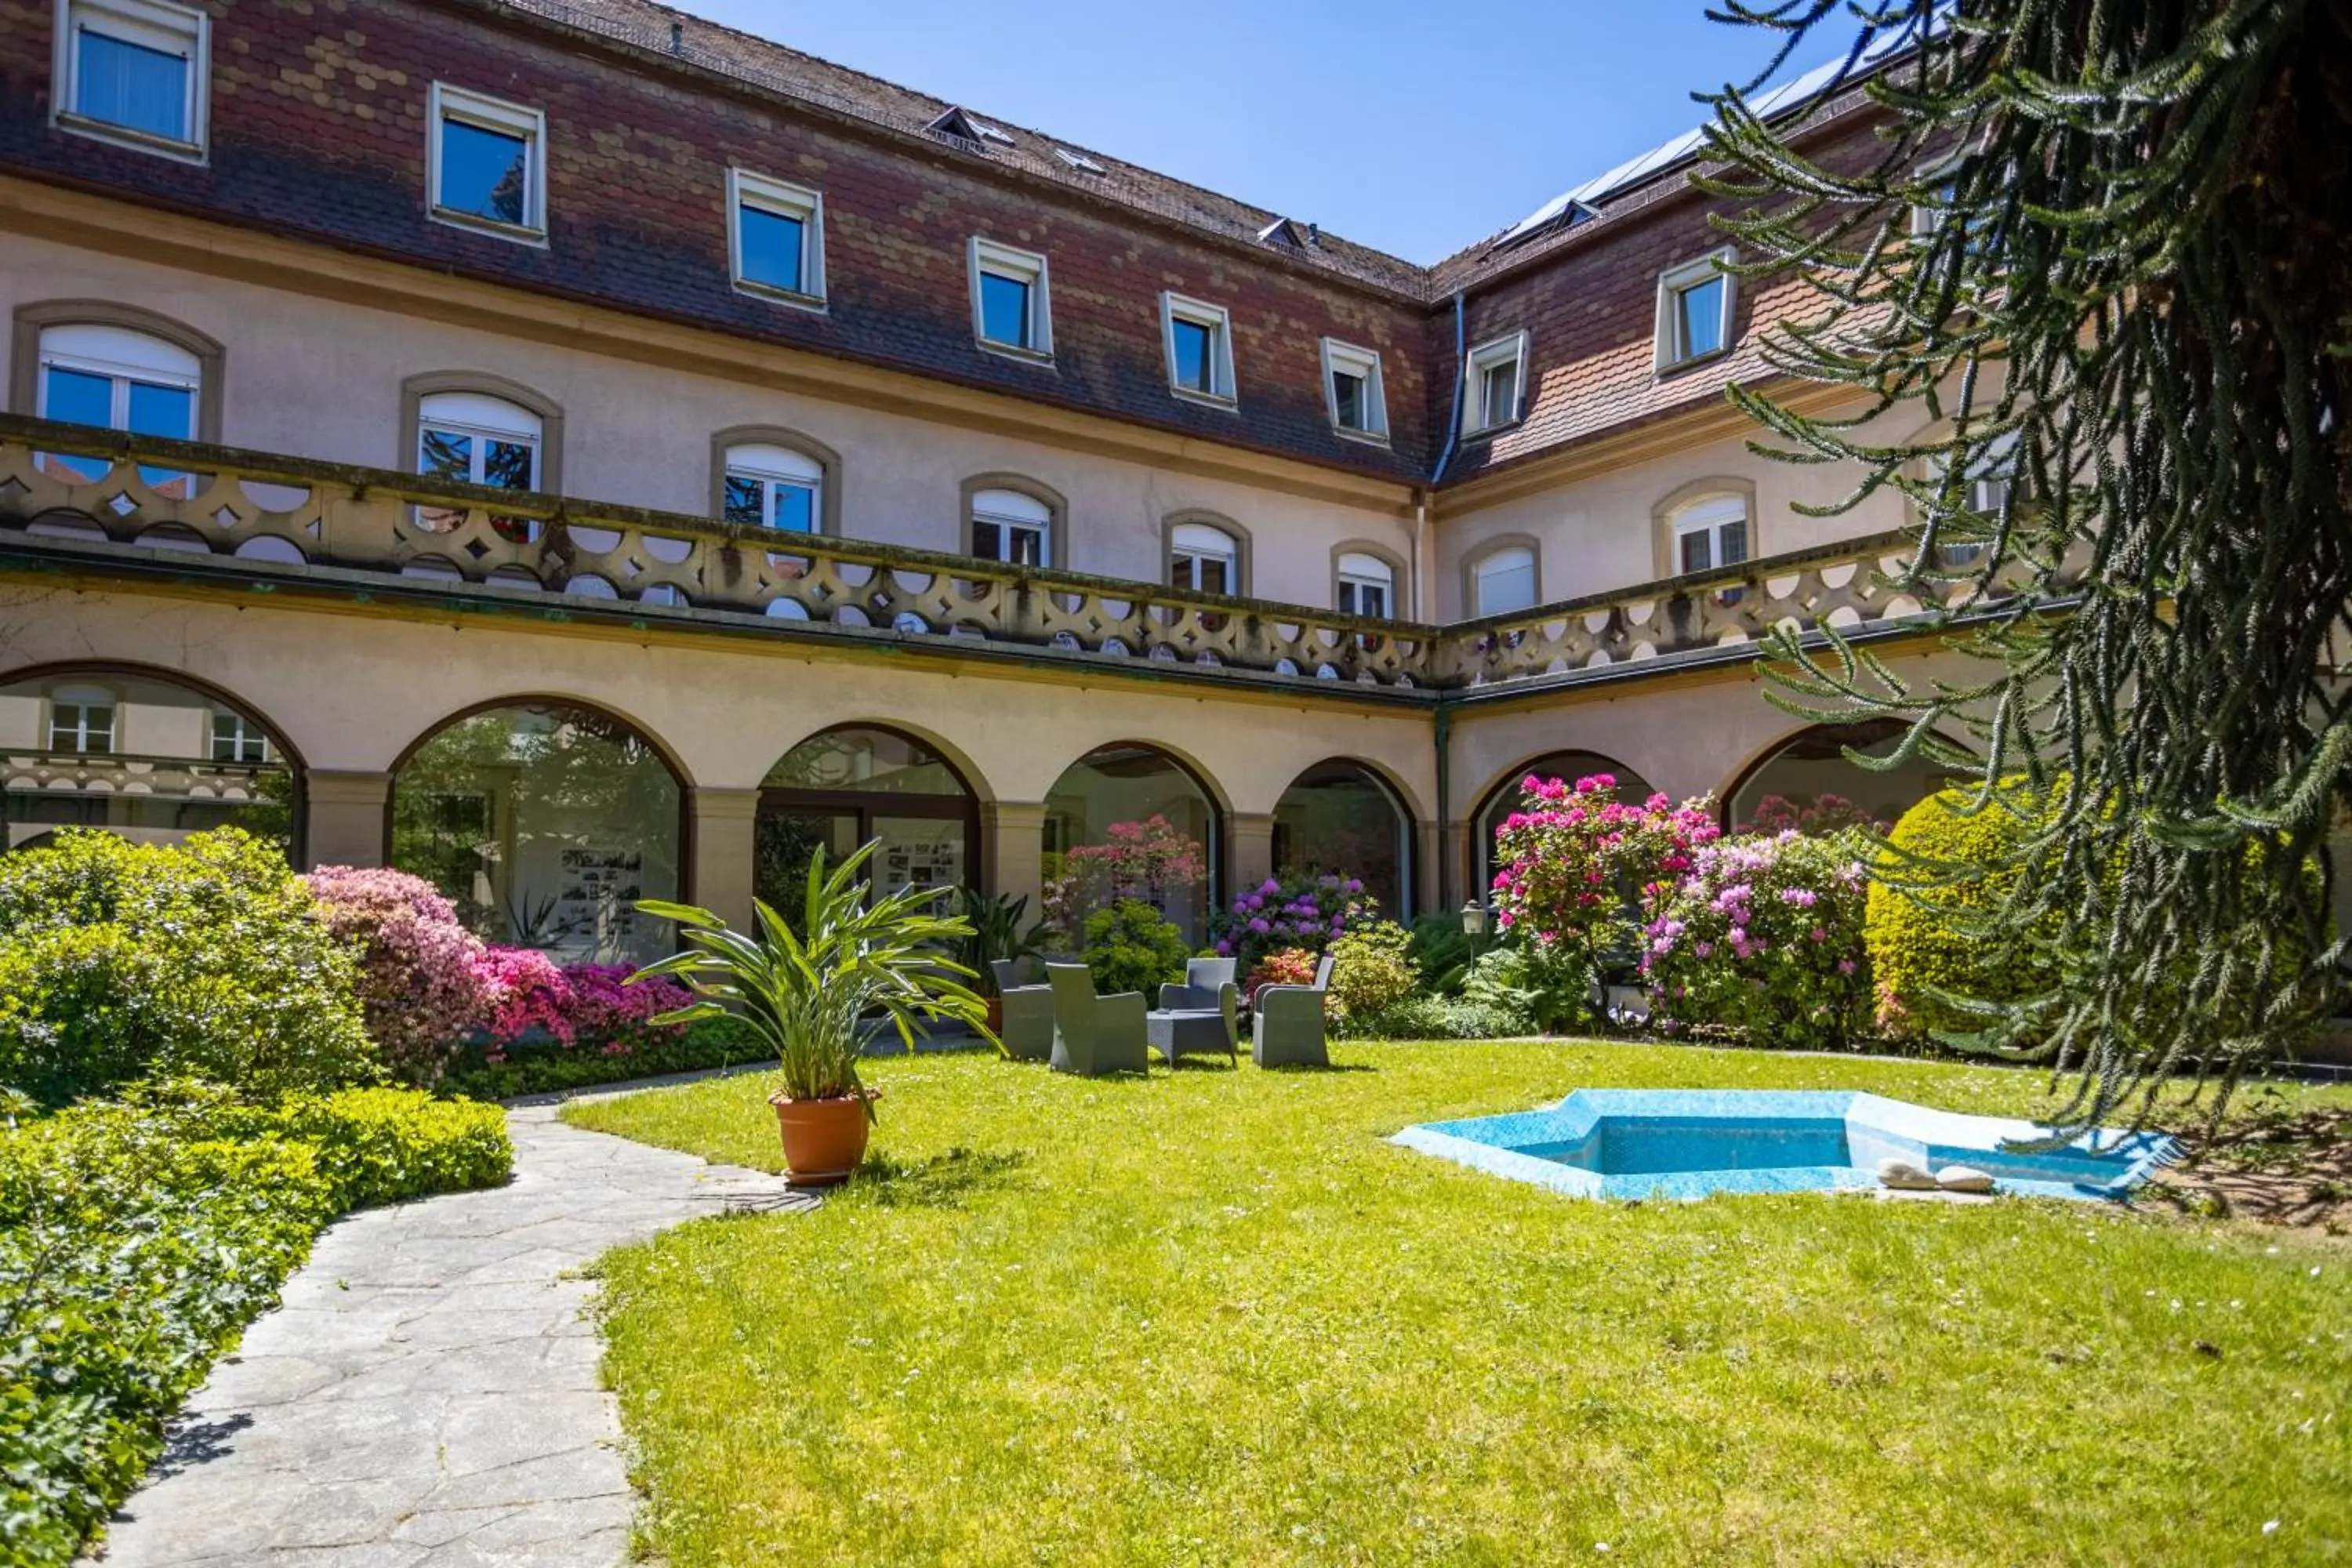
left=2, top=748, right=283, bottom=802
left=0, top=416, right=2015, bottom=699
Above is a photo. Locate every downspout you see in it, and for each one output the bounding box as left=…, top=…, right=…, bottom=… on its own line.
left=1428, top=290, right=1466, bottom=914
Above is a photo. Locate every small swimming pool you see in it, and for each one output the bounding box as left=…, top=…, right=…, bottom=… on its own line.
left=1393, top=1090, right=2176, bottom=1202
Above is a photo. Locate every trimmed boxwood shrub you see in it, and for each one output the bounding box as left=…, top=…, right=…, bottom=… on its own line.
left=1081, top=900, right=1190, bottom=997
left=0, top=829, right=375, bottom=1105
left=1865, top=782, right=2058, bottom=1043
left=440, top=1015, right=764, bottom=1101
left=0, top=1085, right=511, bottom=1566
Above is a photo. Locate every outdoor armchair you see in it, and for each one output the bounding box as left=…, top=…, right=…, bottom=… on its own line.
left=1046, top=962, right=1151, bottom=1077
left=1251, top=952, right=1335, bottom=1068
left=990, top=957, right=1056, bottom=1062
left=1149, top=956, right=1240, bottom=1065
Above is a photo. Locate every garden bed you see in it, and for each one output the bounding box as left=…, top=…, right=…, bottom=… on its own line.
left=568, top=1041, right=2352, bottom=1566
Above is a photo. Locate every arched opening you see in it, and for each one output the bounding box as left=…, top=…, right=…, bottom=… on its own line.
left=1723, top=719, right=1956, bottom=833
left=757, top=725, right=978, bottom=913
left=1043, top=743, right=1220, bottom=944
left=0, top=665, right=299, bottom=855
left=1272, top=759, right=1413, bottom=916
left=390, top=701, right=682, bottom=965
left=1472, top=750, right=1657, bottom=894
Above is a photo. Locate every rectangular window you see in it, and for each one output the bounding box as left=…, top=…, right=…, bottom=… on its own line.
left=1321, top=339, right=1388, bottom=441
left=971, top=516, right=1047, bottom=567
left=970, top=238, right=1052, bottom=359
left=55, top=0, right=209, bottom=158
left=1656, top=252, right=1736, bottom=372
left=1465, top=331, right=1527, bottom=434
left=1337, top=576, right=1388, bottom=619
left=729, top=169, right=826, bottom=307
left=210, top=711, right=267, bottom=764
left=49, top=702, right=114, bottom=755
left=428, top=83, right=546, bottom=241
left=1161, top=293, right=1236, bottom=404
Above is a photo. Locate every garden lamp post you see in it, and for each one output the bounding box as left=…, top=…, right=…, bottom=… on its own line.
left=1460, top=898, right=1489, bottom=967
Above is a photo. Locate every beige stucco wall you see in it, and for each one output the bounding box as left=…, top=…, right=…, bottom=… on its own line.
left=1431, top=416, right=1919, bottom=621
left=0, top=234, right=1416, bottom=611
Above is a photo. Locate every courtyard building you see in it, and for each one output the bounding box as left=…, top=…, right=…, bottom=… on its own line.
left=3, top=0, right=1973, bottom=953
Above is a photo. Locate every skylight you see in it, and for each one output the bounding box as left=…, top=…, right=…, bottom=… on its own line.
left=1054, top=147, right=1105, bottom=173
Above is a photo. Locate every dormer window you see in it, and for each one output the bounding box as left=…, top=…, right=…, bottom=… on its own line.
left=54, top=0, right=210, bottom=158
left=1656, top=251, right=1736, bottom=372
left=1321, top=339, right=1388, bottom=442
left=1162, top=294, right=1236, bottom=405
left=728, top=169, right=825, bottom=307
left=1465, top=332, right=1527, bottom=434
left=428, top=83, right=546, bottom=241
left=970, top=239, right=1052, bottom=361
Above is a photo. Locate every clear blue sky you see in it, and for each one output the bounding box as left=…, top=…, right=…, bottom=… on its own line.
left=688, top=2, right=1846, bottom=264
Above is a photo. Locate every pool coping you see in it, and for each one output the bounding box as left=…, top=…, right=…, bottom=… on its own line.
left=1392, top=1089, right=2181, bottom=1203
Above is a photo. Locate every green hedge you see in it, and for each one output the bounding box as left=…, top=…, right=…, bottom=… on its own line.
left=0, top=1086, right=510, bottom=1566
left=440, top=1016, right=764, bottom=1101
left=1866, top=782, right=2061, bottom=1043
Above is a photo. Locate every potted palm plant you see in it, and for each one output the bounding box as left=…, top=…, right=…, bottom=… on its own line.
left=630, top=840, right=991, bottom=1185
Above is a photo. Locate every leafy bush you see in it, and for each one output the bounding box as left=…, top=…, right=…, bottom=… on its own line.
left=1081, top=900, right=1192, bottom=998
left=1244, top=947, right=1320, bottom=1004
left=1210, top=871, right=1376, bottom=972
left=1327, top=922, right=1419, bottom=1033
left=303, top=866, right=495, bottom=1082
left=1644, top=829, right=1875, bottom=1051
left=1348, top=993, right=1537, bottom=1040
left=1405, top=913, right=1473, bottom=995
left=441, top=1016, right=761, bottom=1101
left=1461, top=943, right=1586, bottom=1035
left=1864, top=782, right=2058, bottom=1042
left=0, top=829, right=374, bottom=1104
left=0, top=1083, right=511, bottom=1565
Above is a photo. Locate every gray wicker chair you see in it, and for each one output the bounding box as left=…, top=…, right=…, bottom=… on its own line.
left=989, top=957, right=1056, bottom=1062
left=1045, top=962, right=1150, bottom=1076
left=1149, top=956, right=1240, bottom=1065
left=1251, top=953, right=1336, bottom=1068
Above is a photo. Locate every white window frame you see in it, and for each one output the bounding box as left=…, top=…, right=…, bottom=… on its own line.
left=53, top=0, right=209, bottom=162
left=49, top=695, right=117, bottom=755
left=728, top=168, right=826, bottom=310
left=968, top=238, right=1052, bottom=361
left=415, top=391, right=542, bottom=490
left=427, top=82, right=547, bottom=244
left=1335, top=551, right=1393, bottom=619
left=1168, top=521, right=1240, bottom=595
left=969, top=486, right=1052, bottom=568
left=1654, top=250, right=1737, bottom=373
left=721, top=442, right=824, bottom=534
left=35, top=324, right=201, bottom=435
left=1470, top=545, right=1539, bottom=617
left=1465, top=330, right=1527, bottom=435
left=1160, top=292, right=1236, bottom=406
left=1320, top=339, right=1388, bottom=443
left=1669, top=493, right=1751, bottom=575
left=210, top=708, right=268, bottom=764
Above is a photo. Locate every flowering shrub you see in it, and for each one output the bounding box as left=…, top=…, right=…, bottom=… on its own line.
left=1042, top=816, right=1207, bottom=936
left=1325, top=921, right=1417, bottom=1032
left=1743, top=792, right=1888, bottom=837
left=1642, top=829, right=1874, bottom=1051
left=303, top=866, right=495, bottom=1080
left=1211, top=871, right=1374, bottom=972
left=470, top=949, right=693, bottom=1063
left=1243, top=948, right=1320, bottom=1004
left=1486, top=773, right=1719, bottom=1004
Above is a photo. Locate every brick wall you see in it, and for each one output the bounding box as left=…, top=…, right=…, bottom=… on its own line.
left=0, top=0, right=1430, bottom=481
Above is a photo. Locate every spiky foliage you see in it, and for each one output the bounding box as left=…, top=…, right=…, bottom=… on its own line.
left=630, top=840, right=991, bottom=1120
left=1695, top=1, right=2352, bottom=1130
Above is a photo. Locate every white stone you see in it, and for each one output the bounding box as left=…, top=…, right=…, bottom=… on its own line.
left=1876, top=1156, right=1938, bottom=1191
left=1935, top=1164, right=1997, bottom=1194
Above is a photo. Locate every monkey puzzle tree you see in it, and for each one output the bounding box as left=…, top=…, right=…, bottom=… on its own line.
left=1697, top=0, right=2352, bottom=1128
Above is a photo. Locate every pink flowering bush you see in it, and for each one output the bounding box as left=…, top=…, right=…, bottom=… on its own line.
left=470, top=948, right=694, bottom=1065
left=1742, top=791, right=1889, bottom=837
left=1486, top=773, right=1719, bottom=1004
left=1041, top=815, right=1207, bottom=936
left=303, top=866, right=495, bottom=1081
left=1210, top=870, right=1374, bottom=971
left=1642, top=828, right=1875, bottom=1051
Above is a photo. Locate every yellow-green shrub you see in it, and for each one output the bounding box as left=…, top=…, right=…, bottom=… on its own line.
left=1864, top=782, right=2055, bottom=1041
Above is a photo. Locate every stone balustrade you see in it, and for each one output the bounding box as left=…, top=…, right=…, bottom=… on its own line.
left=0, top=416, right=2020, bottom=701
left=2, top=748, right=283, bottom=801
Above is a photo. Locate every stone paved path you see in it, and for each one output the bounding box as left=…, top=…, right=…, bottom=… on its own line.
left=86, top=1103, right=811, bottom=1567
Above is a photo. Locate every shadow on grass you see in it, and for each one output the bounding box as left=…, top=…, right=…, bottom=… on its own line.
left=854, top=1146, right=1032, bottom=1209
left=1257, top=1062, right=1380, bottom=1074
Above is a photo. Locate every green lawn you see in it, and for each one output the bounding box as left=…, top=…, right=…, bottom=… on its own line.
left=566, top=1044, right=2352, bottom=1566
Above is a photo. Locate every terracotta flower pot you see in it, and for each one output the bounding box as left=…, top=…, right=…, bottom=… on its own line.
left=986, top=995, right=1004, bottom=1034
left=768, top=1087, right=880, bottom=1186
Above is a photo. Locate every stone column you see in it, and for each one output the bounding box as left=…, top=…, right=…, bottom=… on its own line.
left=982, top=800, right=1050, bottom=913
left=303, top=769, right=391, bottom=870
left=1229, top=811, right=1276, bottom=897
left=688, top=786, right=762, bottom=934
left=1414, top=818, right=1445, bottom=918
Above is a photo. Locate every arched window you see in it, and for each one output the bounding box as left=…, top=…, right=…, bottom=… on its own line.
left=1168, top=519, right=1241, bottom=595
left=36, top=323, right=198, bottom=440
left=1335, top=550, right=1395, bottom=618
left=1044, top=743, right=1219, bottom=943
left=1724, top=720, right=1956, bottom=834
left=1469, top=543, right=1538, bottom=617
left=969, top=485, right=1053, bottom=568
left=416, top=390, right=541, bottom=493
left=1272, top=760, right=1412, bottom=915
left=758, top=726, right=978, bottom=914
left=390, top=702, right=681, bottom=966
left=722, top=442, right=822, bottom=533
left=1668, top=493, right=1749, bottom=575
